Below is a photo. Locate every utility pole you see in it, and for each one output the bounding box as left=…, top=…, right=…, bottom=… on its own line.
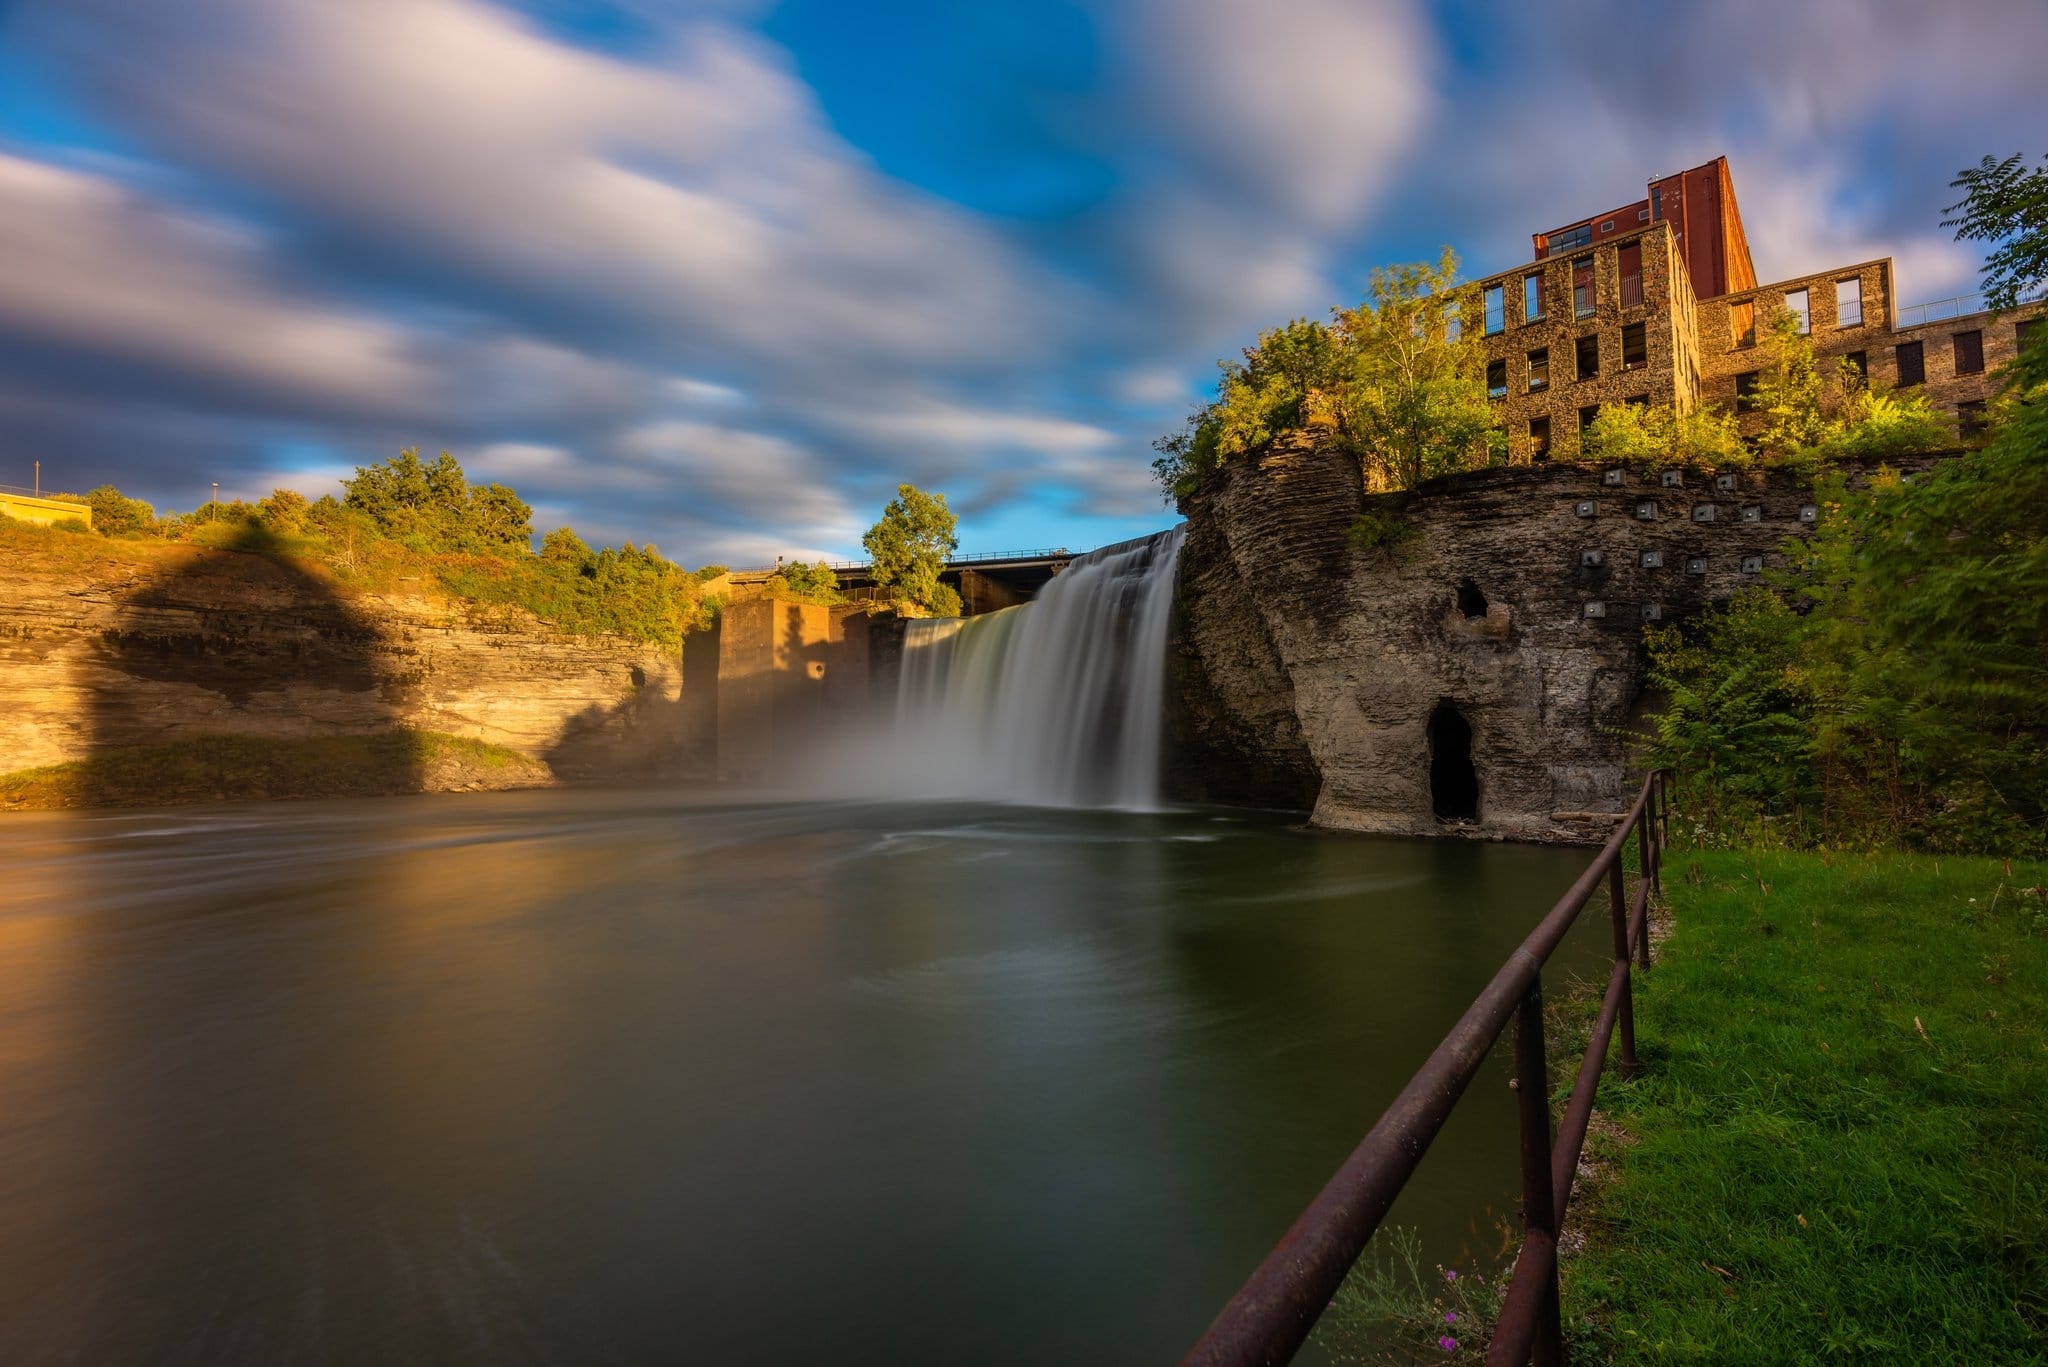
left=33, top=460, right=40, bottom=497
left=212, top=482, right=219, bottom=520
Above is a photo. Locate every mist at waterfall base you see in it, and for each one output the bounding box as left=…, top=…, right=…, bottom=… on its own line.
left=804, top=526, right=1188, bottom=810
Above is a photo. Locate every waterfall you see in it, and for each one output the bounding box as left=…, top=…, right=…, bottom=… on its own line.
left=894, top=526, right=1185, bottom=810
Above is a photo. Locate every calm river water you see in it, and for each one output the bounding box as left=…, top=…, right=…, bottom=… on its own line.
left=0, top=791, right=1602, bottom=1365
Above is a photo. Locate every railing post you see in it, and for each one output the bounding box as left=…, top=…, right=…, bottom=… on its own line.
left=1513, top=980, right=1564, bottom=1367
left=1607, top=859, right=1639, bottom=1077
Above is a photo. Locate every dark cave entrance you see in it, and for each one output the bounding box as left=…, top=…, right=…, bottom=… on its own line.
left=1456, top=578, right=1488, bottom=619
left=1429, top=703, right=1479, bottom=822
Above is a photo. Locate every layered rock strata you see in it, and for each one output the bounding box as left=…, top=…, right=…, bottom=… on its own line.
left=1170, top=434, right=1938, bottom=841
left=0, top=540, right=702, bottom=782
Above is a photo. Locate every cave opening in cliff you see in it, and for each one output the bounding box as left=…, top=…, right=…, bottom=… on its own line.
left=1456, top=579, right=1488, bottom=619
left=1429, top=703, right=1479, bottom=822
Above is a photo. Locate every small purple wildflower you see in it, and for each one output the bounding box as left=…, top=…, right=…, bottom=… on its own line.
left=1443, top=1269, right=1459, bottom=1284
left=1444, top=1311, right=1458, bottom=1324
left=1439, top=1336, right=1458, bottom=1354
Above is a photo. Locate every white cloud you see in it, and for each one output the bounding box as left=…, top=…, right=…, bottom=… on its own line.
left=0, top=153, right=431, bottom=418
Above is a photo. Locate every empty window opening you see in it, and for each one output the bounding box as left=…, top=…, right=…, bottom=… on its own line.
left=1428, top=704, right=1480, bottom=822
left=1528, top=347, right=1549, bottom=391
left=1735, top=370, right=1760, bottom=412
left=1786, top=287, right=1810, bottom=335
left=1836, top=278, right=1863, bottom=328
left=1483, top=283, right=1506, bottom=336
left=1954, top=329, right=1984, bottom=375
left=1618, top=242, right=1643, bottom=308
left=1524, top=272, right=1544, bottom=322
left=1578, top=404, right=1600, bottom=433
left=1622, top=321, right=1648, bottom=370
left=1456, top=579, right=1488, bottom=619
left=1487, top=358, right=1508, bottom=399
left=1573, top=255, right=1596, bottom=318
left=1959, top=400, right=1988, bottom=438
left=1844, top=350, right=1867, bottom=385
left=2019, top=319, right=2038, bottom=351
left=1730, top=299, right=1756, bottom=348
left=1896, top=339, right=1925, bottom=387
left=1529, top=415, right=1552, bottom=461
left=1575, top=333, right=1600, bottom=381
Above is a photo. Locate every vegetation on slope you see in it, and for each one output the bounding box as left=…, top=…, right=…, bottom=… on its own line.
left=1562, top=849, right=2048, bottom=1363
left=19, top=448, right=729, bottom=647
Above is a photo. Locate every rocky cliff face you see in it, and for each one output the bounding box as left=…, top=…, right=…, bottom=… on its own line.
left=0, top=539, right=703, bottom=782
left=1170, top=436, right=1933, bottom=841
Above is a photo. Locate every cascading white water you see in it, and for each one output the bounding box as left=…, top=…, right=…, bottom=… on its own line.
left=893, top=526, right=1185, bottom=810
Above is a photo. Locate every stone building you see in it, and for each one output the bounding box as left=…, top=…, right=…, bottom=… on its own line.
left=1470, top=155, right=2042, bottom=460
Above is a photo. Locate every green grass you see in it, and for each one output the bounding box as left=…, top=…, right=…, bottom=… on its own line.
left=1562, top=849, right=2048, bottom=1363
left=0, top=730, right=548, bottom=810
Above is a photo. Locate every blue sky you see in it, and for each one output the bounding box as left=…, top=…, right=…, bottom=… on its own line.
left=2, top=0, right=2043, bottom=565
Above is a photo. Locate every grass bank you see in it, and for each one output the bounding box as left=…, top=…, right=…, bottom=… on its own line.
left=1562, top=849, right=2048, bottom=1362
left=0, top=730, right=551, bottom=811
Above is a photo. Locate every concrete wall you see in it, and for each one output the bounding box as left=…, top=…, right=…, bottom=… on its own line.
left=0, top=493, right=91, bottom=529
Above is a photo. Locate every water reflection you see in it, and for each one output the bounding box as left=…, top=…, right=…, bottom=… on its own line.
left=0, top=795, right=1600, bottom=1365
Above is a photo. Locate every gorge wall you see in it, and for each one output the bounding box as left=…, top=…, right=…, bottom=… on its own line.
left=1168, top=435, right=1936, bottom=842
left=0, top=537, right=707, bottom=786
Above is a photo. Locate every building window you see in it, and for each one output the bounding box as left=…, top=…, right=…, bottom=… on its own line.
left=1836, top=278, right=1863, bottom=328
left=1730, top=300, right=1755, bottom=348
left=1528, top=348, right=1549, bottom=392
left=1896, top=339, right=1925, bottom=387
left=1600, top=219, right=1615, bottom=233
left=1786, top=287, right=1810, bottom=335
left=1578, top=404, right=1600, bottom=433
left=1483, top=283, right=1505, bottom=336
left=1844, top=351, right=1867, bottom=385
left=1954, top=329, right=1984, bottom=375
left=1546, top=223, right=1592, bottom=256
left=1524, top=272, right=1543, bottom=322
left=1575, top=333, right=1600, bottom=381
left=1625, top=393, right=1649, bottom=408
left=1735, top=370, right=1760, bottom=413
left=1622, top=322, right=1647, bottom=370
left=1530, top=416, right=1551, bottom=461
left=1637, top=207, right=1650, bottom=222
left=1573, top=255, right=1596, bottom=318
left=1486, top=358, right=1507, bottom=399
left=2019, top=318, right=2038, bottom=351
left=1618, top=242, right=1643, bottom=308
left=1959, top=400, right=1988, bottom=438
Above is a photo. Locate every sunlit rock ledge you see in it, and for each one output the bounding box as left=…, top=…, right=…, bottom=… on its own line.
left=1166, top=432, right=1951, bottom=843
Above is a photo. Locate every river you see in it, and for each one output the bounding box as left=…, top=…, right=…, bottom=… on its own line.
left=0, top=790, right=1602, bottom=1364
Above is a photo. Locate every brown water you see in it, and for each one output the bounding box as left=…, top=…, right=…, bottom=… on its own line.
left=0, top=791, right=1601, bottom=1364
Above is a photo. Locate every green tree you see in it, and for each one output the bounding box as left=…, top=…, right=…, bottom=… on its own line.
left=1330, top=249, right=1500, bottom=490
left=1751, top=306, right=1846, bottom=457
left=862, top=483, right=958, bottom=613
left=1943, top=152, right=2048, bottom=312
left=467, top=482, right=533, bottom=551
left=81, top=485, right=156, bottom=536
left=258, top=488, right=308, bottom=534
left=540, top=527, right=592, bottom=567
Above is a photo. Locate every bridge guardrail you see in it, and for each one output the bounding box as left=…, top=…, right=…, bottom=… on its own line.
left=1183, top=769, right=1673, bottom=1367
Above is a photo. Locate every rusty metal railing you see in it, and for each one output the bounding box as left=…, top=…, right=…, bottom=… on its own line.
left=1183, top=769, right=1672, bottom=1367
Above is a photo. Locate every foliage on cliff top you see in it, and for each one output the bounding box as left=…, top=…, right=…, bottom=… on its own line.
left=1152, top=249, right=1502, bottom=501
left=15, top=450, right=725, bottom=648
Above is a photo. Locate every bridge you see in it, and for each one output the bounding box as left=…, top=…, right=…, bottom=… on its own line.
left=733, top=547, right=1076, bottom=615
